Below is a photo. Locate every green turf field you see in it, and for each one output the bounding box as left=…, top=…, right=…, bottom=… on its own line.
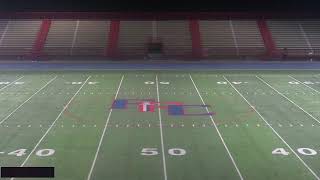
left=1, top=70, right=320, bottom=180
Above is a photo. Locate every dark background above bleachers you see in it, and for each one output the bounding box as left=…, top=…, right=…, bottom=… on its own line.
left=1, top=0, right=320, bottom=12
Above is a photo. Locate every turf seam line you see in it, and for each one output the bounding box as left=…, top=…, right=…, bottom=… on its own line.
left=0, top=76, right=24, bottom=92
left=156, top=75, right=168, bottom=180
left=223, top=75, right=320, bottom=180
left=189, top=74, right=244, bottom=180
left=87, top=75, right=124, bottom=180
left=256, top=76, right=320, bottom=125
left=12, top=76, right=91, bottom=179
left=288, top=75, right=320, bottom=95
left=0, top=76, right=57, bottom=125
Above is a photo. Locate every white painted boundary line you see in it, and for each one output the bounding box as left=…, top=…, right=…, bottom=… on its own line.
left=87, top=75, right=124, bottom=180
left=0, top=76, right=24, bottom=92
left=288, top=75, right=320, bottom=94
left=0, top=76, right=57, bottom=125
left=223, top=75, right=320, bottom=180
left=13, top=76, right=91, bottom=175
left=189, top=74, right=244, bottom=180
left=156, top=75, right=168, bottom=180
left=256, top=75, right=320, bottom=125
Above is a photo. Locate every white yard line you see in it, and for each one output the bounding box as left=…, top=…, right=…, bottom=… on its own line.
left=13, top=76, right=91, bottom=174
left=155, top=75, right=168, bottom=180
left=256, top=75, right=320, bottom=125
left=0, top=76, right=57, bottom=125
left=223, top=75, right=320, bottom=180
left=0, top=76, right=24, bottom=92
left=87, top=75, right=124, bottom=180
left=288, top=75, right=320, bottom=94
left=189, top=74, right=244, bottom=180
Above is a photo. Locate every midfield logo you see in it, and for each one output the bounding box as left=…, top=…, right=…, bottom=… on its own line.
left=111, top=99, right=214, bottom=116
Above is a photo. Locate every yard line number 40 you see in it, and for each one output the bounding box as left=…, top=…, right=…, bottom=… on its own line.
left=6, top=149, right=55, bottom=157
left=272, top=148, right=318, bottom=156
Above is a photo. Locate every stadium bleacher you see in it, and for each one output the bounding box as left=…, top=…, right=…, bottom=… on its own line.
left=0, top=20, right=40, bottom=56
left=72, top=21, right=109, bottom=56
left=0, top=18, right=318, bottom=60
left=118, top=21, right=152, bottom=57
left=44, top=20, right=78, bottom=55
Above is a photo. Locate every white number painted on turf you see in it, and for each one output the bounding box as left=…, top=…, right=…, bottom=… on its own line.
left=0, top=82, right=10, bottom=85
left=272, top=147, right=319, bottom=156
left=8, top=149, right=27, bottom=157
left=6, top=149, right=55, bottom=157
left=232, top=82, right=242, bottom=85
left=144, top=81, right=155, bottom=85
left=88, top=82, right=99, bottom=85
left=297, top=148, right=317, bottom=156
left=168, top=148, right=186, bottom=156
left=144, top=81, right=170, bottom=85
left=36, top=149, right=55, bottom=157
left=272, top=148, right=289, bottom=156
left=72, top=82, right=82, bottom=85
left=141, top=148, right=158, bottom=156
left=217, top=81, right=227, bottom=84
left=141, top=148, right=186, bottom=156
left=288, top=81, right=300, bottom=84
left=303, top=81, right=314, bottom=84
left=159, top=81, right=170, bottom=85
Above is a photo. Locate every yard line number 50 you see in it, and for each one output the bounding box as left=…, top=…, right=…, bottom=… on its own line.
left=141, top=148, right=186, bottom=156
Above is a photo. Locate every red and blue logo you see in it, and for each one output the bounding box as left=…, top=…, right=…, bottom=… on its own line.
left=111, top=99, right=214, bottom=116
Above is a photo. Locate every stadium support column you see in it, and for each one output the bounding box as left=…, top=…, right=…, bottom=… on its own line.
left=106, top=20, right=120, bottom=58
left=257, top=19, right=278, bottom=58
left=189, top=20, right=203, bottom=59
left=32, top=19, right=51, bottom=59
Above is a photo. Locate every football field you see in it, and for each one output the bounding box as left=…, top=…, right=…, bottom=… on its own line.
left=1, top=70, right=320, bottom=180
